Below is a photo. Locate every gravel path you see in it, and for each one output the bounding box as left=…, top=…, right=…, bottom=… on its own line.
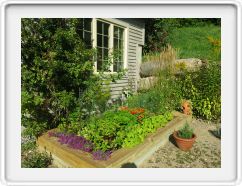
left=140, top=119, right=221, bottom=168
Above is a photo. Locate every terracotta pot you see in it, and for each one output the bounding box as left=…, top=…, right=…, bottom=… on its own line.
left=173, top=131, right=196, bottom=151
left=181, top=100, right=192, bottom=115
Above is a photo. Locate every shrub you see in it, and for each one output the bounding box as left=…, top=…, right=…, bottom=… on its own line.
left=21, top=19, right=98, bottom=137
left=178, top=61, right=221, bottom=120
left=21, top=141, right=52, bottom=168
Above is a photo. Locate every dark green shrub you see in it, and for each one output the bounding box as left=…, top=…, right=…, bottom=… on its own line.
left=21, top=19, right=97, bottom=137
left=21, top=19, right=119, bottom=137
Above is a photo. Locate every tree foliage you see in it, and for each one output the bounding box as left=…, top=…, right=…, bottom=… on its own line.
left=21, top=18, right=110, bottom=137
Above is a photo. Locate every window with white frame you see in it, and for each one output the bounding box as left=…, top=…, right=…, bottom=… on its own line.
left=77, top=18, right=92, bottom=49
left=113, top=26, right=124, bottom=72
left=78, top=19, right=126, bottom=72
left=96, top=20, right=110, bottom=71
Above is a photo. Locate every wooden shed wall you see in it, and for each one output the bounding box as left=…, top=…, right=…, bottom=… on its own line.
left=109, top=19, right=145, bottom=99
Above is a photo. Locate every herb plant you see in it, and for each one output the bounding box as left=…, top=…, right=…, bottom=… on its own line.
left=178, top=122, right=194, bottom=139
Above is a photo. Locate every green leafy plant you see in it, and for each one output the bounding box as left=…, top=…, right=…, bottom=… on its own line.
left=79, top=110, right=138, bottom=151
left=121, top=112, right=173, bottom=148
left=79, top=110, right=173, bottom=151
left=178, top=61, right=221, bottom=120
left=21, top=141, right=52, bottom=168
left=178, top=122, right=194, bottom=139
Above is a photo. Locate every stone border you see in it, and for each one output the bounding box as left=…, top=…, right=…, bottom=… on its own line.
left=37, top=111, right=192, bottom=168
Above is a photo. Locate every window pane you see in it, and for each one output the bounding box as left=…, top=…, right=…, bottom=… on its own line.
left=113, top=62, right=117, bottom=72
left=120, top=50, right=124, bottom=61
left=84, top=31, right=92, bottom=46
left=97, top=21, right=102, bottom=34
left=84, top=18, right=91, bottom=31
left=97, top=47, right=103, bottom=60
left=114, top=27, right=119, bottom=38
left=78, top=18, right=84, bottom=30
left=117, top=62, right=123, bottom=72
left=104, top=48, right=109, bottom=60
left=119, top=39, right=123, bottom=50
left=104, top=23, right=109, bottom=35
left=114, top=38, right=119, bottom=49
left=119, top=28, right=124, bottom=40
left=97, top=59, right=103, bottom=71
left=104, top=36, right=109, bottom=48
left=97, top=34, right=102, bottom=47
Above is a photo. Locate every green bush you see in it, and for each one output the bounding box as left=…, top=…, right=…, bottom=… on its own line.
left=21, top=19, right=120, bottom=137
left=21, top=141, right=52, bottom=168
left=178, top=61, right=221, bottom=120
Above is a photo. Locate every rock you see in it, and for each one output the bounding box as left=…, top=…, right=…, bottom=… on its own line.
left=175, top=58, right=203, bottom=72
left=138, top=76, right=158, bottom=90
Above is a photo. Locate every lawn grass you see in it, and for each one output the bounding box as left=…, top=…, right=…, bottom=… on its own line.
left=167, top=25, right=221, bottom=61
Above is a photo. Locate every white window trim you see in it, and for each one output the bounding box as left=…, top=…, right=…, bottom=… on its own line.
left=92, top=18, right=128, bottom=74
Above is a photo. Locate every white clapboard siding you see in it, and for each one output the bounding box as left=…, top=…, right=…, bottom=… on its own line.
left=104, top=19, right=145, bottom=99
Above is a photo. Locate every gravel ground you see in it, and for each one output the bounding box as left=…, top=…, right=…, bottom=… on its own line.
left=140, top=119, right=221, bottom=168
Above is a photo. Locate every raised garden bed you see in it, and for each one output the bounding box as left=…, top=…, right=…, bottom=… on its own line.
left=37, top=111, right=191, bottom=168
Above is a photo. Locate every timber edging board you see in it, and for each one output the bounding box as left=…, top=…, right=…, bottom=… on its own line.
left=37, top=111, right=192, bottom=168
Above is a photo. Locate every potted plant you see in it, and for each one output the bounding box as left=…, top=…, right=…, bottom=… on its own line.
left=173, top=122, right=196, bottom=151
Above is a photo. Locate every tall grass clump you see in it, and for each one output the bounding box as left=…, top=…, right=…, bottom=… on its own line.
left=140, top=45, right=178, bottom=77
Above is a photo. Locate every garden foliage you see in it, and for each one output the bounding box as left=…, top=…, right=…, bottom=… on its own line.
left=59, top=109, right=174, bottom=152
left=21, top=141, right=52, bottom=168
left=21, top=18, right=118, bottom=137
left=179, top=61, right=221, bottom=120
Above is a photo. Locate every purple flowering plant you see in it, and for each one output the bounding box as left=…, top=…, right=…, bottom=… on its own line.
left=48, top=131, right=112, bottom=160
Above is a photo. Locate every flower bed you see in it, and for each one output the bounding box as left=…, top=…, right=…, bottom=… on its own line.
left=37, top=111, right=192, bottom=168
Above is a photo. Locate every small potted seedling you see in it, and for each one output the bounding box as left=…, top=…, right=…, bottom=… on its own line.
left=173, top=122, right=196, bottom=151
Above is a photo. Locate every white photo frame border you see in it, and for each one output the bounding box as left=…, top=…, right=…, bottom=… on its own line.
left=0, top=1, right=241, bottom=186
